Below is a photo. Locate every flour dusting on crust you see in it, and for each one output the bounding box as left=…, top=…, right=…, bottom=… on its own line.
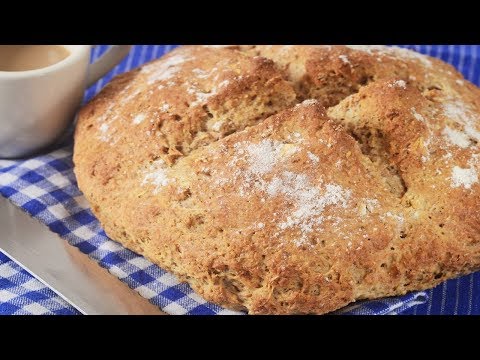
left=142, top=159, right=170, bottom=193
left=141, top=53, right=193, bottom=84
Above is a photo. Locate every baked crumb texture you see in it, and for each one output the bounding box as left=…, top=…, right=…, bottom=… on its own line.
left=74, top=45, right=480, bottom=314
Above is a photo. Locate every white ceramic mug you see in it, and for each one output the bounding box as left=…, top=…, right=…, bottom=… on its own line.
left=0, top=45, right=131, bottom=158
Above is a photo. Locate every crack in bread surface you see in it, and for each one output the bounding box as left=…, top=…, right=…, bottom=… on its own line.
left=74, top=45, right=480, bottom=314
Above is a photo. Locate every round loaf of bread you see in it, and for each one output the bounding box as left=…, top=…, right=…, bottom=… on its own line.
left=74, top=46, right=480, bottom=314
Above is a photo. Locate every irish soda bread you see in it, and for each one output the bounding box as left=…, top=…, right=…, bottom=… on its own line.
left=74, top=46, right=480, bottom=314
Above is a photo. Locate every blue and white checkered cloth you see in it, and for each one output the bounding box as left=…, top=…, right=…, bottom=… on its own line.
left=0, top=45, right=479, bottom=315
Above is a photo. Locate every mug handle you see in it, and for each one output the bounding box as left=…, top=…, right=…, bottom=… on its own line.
left=86, top=45, right=132, bottom=87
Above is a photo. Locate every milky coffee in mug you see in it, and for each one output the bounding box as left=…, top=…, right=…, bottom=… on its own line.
left=0, top=45, right=71, bottom=71
left=0, top=45, right=132, bottom=158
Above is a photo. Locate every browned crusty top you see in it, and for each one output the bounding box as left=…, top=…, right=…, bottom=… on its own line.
left=74, top=46, right=480, bottom=314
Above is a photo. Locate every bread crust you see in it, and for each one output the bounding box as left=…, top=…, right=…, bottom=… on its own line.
left=74, top=45, right=480, bottom=314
